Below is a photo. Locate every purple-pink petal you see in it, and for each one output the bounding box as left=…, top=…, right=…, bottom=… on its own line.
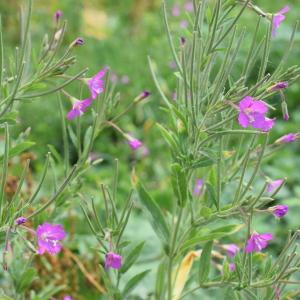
left=172, top=4, right=180, bottom=17
left=15, top=217, right=27, bottom=225
left=245, top=232, right=273, bottom=253
left=267, top=179, right=284, bottom=193
left=224, top=244, right=239, bottom=258
left=229, top=263, right=236, bottom=272
left=67, top=99, right=92, bottom=120
left=272, top=6, right=290, bottom=37
left=269, top=82, right=289, bottom=91
left=238, top=112, right=250, bottom=128
left=251, top=114, right=275, bottom=132
left=180, top=20, right=189, bottom=29
left=270, top=205, right=288, bottom=218
left=275, top=133, right=299, bottom=144
left=184, top=1, right=194, bottom=12
left=193, top=179, right=204, bottom=197
left=251, top=101, right=268, bottom=114
left=239, top=96, right=254, bottom=110
left=87, top=68, right=107, bottom=99
left=54, top=10, right=62, bottom=22
left=36, top=222, right=66, bottom=256
left=279, top=6, right=290, bottom=14
left=105, top=252, right=122, bottom=269
left=128, top=138, right=143, bottom=150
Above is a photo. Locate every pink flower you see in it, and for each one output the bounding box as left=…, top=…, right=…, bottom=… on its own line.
left=54, top=10, right=62, bottom=22
left=63, top=296, right=73, bottom=300
left=87, top=68, right=107, bottom=99
left=238, top=96, right=275, bottom=132
left=105, top=252, right=122, bottom=269
left=135, top=91, right=151, bottom=103
left=67, top=99, right=92, bottom=120
left=36, top=223, right=66, bottom=255
left=128, top=138, right=143, bottom=150
left=272, top=6, right=290, bottom=37
left=229, top=263, right=236, bottom=272
left=74, top=37, right=84, bottom=46
left=224, top=244, right=239, bottom=258
left=275, top=133, right=300, bottom=144
left=245, top=232, right=273, bottom=253
left=184, top=1, right=194, bottom=12
left=193, top=179, right=204, bottom=197
left=180, top=20, right=189, bottom=29
left=267, top=179, right=284, bottom=193
left=269, top=205, right=288, bottom=218
left=268, top=81, right=289, bottom=92
left=172, top=4, right=180, bottom=17
left=15, top=217, right=27, bottom=225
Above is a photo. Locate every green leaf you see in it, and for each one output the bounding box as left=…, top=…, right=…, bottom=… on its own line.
left=136, top=182, right=169, bottom=244
left=205, top=182, right=218, bottom=209
left=82, top=125, right=93, bottom=157
left=68, top=125, right=78, bottom=150
left=222, top=259, right=230, bottom=281
left=0, top=141, right=35, bottom=163
left=198, top=241, right=213, bottom=284
left=155, top=261, right=167, bottom=300
left=98, top=265, right=118, bottom=297
left=0, top=111, right=18, bottom=125
left=190, top=158, right=215, bottom=169
left=199, top=206, right=213, bottom=219
left=180, top=224, right=244, bottom=253
left=156, top=123, right=180, bottom=153
left=47, top=144, right=62, bottom=163
left=120, top=241, right=145, bottom=274
left=171, top=163, right=188, bottom=207
left=16, top=267, right=37, bottom=293
left=122, top=270, right=150, bottom=297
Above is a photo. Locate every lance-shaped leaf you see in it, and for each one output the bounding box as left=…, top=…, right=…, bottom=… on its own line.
left=122, top=270, right=150, bottom=297
left=0, top=141, right=35, bottom=164
left=198, top=241, right=213, bottom=284
left=136, top=182, right=169, bottom=245
left=16, top=267, right=37, bottom=293
left=179, top=224, right=244, bottom=253
left=120, top=241, right=145, bottom=274
left=171, top=163, right=188, bottom=207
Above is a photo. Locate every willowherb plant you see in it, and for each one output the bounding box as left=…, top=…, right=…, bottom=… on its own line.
left=142, top=0, right=300, bottom=299
left=1, top=0, right=300, bottom=299
left=0, top=1, right=150, bottom=299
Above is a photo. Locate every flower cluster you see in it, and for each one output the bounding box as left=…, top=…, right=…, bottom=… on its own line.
left=67, top=68, right=107, bottom=120
left=171, top=1, right=194, bottom=30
